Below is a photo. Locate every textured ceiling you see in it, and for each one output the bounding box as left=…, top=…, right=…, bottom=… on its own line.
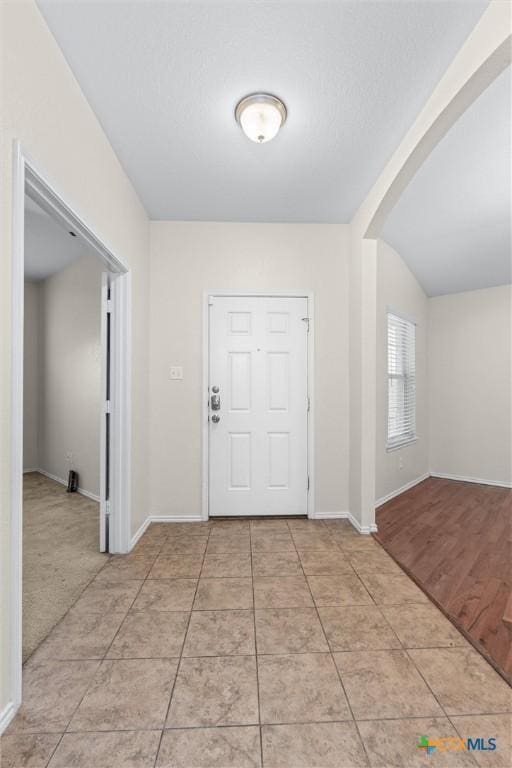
left=383, top=66, right=511, bottom=297
left=25, top=195, right=95, bottom=281
left=37, top=0, right=487, bottom=223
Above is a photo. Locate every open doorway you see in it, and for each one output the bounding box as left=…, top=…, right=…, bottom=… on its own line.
left=22, top=194, right=108, bottom=660
left=9, top=146, right=132, bottom=708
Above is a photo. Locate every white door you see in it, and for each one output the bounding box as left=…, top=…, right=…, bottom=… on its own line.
left=209, top=295, right=309, bottom=517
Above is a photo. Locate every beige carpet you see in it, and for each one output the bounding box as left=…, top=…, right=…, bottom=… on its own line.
left=23, top=472, right=108, bottom=661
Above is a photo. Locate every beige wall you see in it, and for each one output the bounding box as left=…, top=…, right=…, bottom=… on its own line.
left=23, top=282, right=40, bottom=471
left=37, top=256, right=103, bottom=496
left=24, top=258, right=103, bottom=495
left=0, top=0, right=149, bottom=718
left=149, top=221, right=350, bottom=519
left=429, top=285, right=512, bottom=486
left=376, top=240, right=429, bottom=502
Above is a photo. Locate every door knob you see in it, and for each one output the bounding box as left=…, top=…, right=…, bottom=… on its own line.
left=211, top=414, right=220, bottom=423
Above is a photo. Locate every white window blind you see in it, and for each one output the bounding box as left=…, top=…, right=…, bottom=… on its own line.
left=387, top=312, right=416, bottom=448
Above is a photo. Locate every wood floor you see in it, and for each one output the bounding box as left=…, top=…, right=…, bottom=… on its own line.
left=375, top=476, right=512, bottom=684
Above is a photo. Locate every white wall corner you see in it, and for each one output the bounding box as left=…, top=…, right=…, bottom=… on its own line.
left=35, top=468, right=100, bottom=502
left=130, top=516, right=151, bottom=550
left=313, top=510, right=377, bottom=535
left=0, top=701, right=15, bottom=735
left=348, top=234, right=378, bottom=533
left=375, top=472, right=430, bottom=508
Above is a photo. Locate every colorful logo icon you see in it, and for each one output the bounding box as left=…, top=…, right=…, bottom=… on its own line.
left=417, top=736, right=437, bottom=755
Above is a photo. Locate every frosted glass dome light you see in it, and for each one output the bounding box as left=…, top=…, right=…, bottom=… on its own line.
left=235, top=93, right=287, bottom=143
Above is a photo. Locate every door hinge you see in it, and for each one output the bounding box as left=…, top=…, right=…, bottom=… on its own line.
left=301, top=317, right=310, bottom=331
left=105, top=400, right=111, bottom=414
left=307, top=475, right=310, bottom=491
left=106, top=299, right=113, bottom=313
left=307, top=396, right=311, bottom=412
left=105, top=500, right=111, bottom=517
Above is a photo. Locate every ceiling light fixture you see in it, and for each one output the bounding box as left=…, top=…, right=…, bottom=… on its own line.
left=235, top=93, right=287, bottom=144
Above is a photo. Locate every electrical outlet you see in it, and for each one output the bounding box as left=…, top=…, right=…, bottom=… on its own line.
left=169, top=366, right=183, bottom=380
left=398, top=456, right=404, bottom=469
left=66, top=451, right=73, bottom=465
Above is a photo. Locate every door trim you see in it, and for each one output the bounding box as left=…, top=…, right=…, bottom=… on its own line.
left=202, top=290, right=315, bottom=521
left=8, top=141, right=132, bottom=723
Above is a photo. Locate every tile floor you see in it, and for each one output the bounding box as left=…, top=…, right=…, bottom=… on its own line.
left=2, top=518, right=511, bottom=768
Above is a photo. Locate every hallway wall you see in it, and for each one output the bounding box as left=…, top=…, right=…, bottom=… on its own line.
left=40, top=257, right=103, bottom=496
left=1, top=0, right=150, bottom=720
left=149, top=221, right=350, bottom=520
left=23, top=258, right=103, bottom=497
left=375, top=240, right=429, bottom=504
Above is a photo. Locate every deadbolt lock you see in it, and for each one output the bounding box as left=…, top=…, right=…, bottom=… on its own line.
left=211, top=393, right=221, bottom=410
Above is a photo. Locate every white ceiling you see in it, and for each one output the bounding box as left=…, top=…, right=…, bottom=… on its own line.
left=37, top=0, right=487, bottom=224
left=24, top=195, right=94, bottom=281
left=383, top=65, right=511, bottom=297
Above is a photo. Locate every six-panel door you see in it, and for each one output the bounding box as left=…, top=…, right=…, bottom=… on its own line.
left=209, top=296, right=308, bottom=516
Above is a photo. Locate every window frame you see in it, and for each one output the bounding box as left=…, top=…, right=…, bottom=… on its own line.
left=386, top=309, right=417, bottom=451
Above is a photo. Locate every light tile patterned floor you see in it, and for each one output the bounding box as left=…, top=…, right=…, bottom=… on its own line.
left=2, top=518, right=511, bottom=768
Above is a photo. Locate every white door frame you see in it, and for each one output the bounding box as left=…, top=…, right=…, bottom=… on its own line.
left=202, top=290, right=315, bottom=521
left=9, top=140, right=132, bottom=716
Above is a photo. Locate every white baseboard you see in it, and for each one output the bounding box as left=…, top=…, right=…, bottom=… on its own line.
left=312, top=511, right=350, bottom=519
left=430, top=472, right=512, bottom=489
left=145, top=511, right=378, bottom=536
left=149, top=514, right=205, bottom=523
left=130, top=516, right=151, bottom=549
left=0, top=700, right=15, bottom=735
left=375, top=472, right=430, bottom=508
left=313, top=510, right=377, bottom=535
left=28, top=468, right=101, bottom=502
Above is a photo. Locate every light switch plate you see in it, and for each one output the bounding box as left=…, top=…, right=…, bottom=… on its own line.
left=170, top=366, right=183, bottom=380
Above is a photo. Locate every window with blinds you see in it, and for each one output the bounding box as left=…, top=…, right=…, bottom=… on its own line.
left=387, top=311, right=416, bottom=449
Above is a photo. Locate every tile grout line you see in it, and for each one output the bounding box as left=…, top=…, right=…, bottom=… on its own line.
left=289, top=521, right=374, bottom=766
left=23, top=533, right=164, bottom=767
left=57, top=536, right=168, bottom=753
left=22, top=540, right=115, bottom=668
left=95, top=540, right=168, bottom=663
left=72, top=528, right=190, bottom=758
left=249, top=521, right=265, bottom=768
left=152, top=523, right=211, bottom=766
left=444, top=713, right=485, bottom=768
left=401, top=644, right=489, bottom=729
left=319, top=588, right=484, bottom=761
left=296, top=526, right=495, bottom=756
left=399, top=641, right=491, bottom=749
left=301, top=520, right=459, bottom=752
left=38, top=644, right=477, bottom=664
left=16, top=707, right=512, bottom=739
